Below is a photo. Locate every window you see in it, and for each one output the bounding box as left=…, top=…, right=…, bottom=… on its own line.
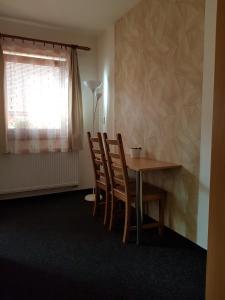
left=0, top=38, right=83, bottom=154
left=5, top=50, right=69, bottom=137
left=2, top=41, right=71, bottom=153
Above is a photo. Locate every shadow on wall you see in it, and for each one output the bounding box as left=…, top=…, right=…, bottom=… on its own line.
left=145, top=168, right=199, bottom=242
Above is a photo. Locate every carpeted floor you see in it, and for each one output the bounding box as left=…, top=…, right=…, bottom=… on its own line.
left=0, top=190, right=206, bottom=300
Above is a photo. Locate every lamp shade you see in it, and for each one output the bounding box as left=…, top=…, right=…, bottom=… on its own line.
left=84, top=80, right=101, bottom=93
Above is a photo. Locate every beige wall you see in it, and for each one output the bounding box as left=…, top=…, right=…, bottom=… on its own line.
left=114, top=0, right=205, bottom=243
left=0, top=18, right=98, bottom=193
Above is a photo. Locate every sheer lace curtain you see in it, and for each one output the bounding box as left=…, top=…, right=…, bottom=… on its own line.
left=0, top=42, right=7, bottom=153
left=0, top=38, right=83, bottom=154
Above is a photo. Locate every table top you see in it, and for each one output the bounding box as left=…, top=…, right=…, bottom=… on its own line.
left=126, top=155, right=181, bottom=172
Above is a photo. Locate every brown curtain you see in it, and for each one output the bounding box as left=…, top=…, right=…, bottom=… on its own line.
left=68, top=47, right=83, bottom=151
left=0, top=42, right=7, bottom=153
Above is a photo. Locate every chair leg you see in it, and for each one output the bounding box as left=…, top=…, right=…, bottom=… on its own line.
left=122, top=202, right=131, bottom=243
left=109, top=194, right=116, bottom=231
left=93, top=187, right=99, bottom=217
left=103, top=190, right=109, bottom=226
left=158, top=197, right=165, bottom=236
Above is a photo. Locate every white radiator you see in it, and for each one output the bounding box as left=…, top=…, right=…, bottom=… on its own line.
left=0, top=152, right=78, bottom=195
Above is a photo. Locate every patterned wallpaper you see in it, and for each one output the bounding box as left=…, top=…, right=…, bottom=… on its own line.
left=115, top=0, right=205, bottom=242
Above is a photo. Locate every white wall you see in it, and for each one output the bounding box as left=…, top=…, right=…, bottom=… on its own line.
left=197, top=0, right=217, bottom=249
left=97, top=26, right=115, bottom=136
left=0, top=18, right=97, bottom=194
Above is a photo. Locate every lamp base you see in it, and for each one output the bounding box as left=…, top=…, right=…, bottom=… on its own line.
left=84, top=193, right=96, bottom=202
left=84, top=193, right=103, bottom=202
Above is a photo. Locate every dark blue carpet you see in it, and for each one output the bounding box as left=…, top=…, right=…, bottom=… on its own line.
left=0, top=190, right=206, bottom=300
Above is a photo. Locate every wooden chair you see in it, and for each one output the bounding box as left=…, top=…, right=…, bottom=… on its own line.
left=103, top=132, right=167, bottom=243
left=87, top=132, right=111, bottom=225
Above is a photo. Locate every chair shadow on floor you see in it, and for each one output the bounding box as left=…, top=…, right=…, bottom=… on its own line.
left=93, top=202, right=203, bottom=250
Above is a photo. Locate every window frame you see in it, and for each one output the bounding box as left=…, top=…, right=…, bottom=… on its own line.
left=4, top=50, right=69, bottom=142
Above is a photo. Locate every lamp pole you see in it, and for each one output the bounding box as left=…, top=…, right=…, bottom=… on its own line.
left=83, top=80, right=102, bottom=202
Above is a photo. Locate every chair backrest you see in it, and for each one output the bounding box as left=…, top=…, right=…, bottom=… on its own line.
left=103, top=133, right=130, bottom=198
left=87, top=132, right=110, bottom=188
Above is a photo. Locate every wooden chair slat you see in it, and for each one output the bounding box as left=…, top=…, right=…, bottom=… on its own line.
left=109, top=153, right=120, bottom=159
left=111, top=164, right=123, bottom=172
left=93, top=149, right=101, bottom=154
left=114, top=176, right=125, bottom=186
left=96, top=170, right=105, bottom=177
left=94, top=153, right=101, bottom=160
left=106, top=139, right=118, bottom=145
left=94, top=159, right=103, bottom=165
left=90, top=137, right=99, bottom=142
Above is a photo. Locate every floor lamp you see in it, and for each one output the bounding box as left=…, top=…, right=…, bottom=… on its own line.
left=84, top=80, right=102, bottom=202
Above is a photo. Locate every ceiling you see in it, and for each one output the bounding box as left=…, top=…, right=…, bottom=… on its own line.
left=0, top=0, right=140, bottom=35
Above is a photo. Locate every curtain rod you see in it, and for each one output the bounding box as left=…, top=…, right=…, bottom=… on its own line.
left=0, top=33, right=91, bottom=51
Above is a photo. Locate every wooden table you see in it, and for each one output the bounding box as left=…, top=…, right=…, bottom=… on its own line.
left=126, top=156, right=181, bottom=245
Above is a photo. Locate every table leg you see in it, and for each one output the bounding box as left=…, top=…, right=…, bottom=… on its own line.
left=140, top=171, right=143, bottom=222
left=136, top=171, right=142, bottom=245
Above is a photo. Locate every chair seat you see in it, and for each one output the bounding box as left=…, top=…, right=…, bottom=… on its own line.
left=130, top=181, right=165, bottom=198
left=113, top=180, right=166, bottom=202
left=141, top=183, right=166, bottom=202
